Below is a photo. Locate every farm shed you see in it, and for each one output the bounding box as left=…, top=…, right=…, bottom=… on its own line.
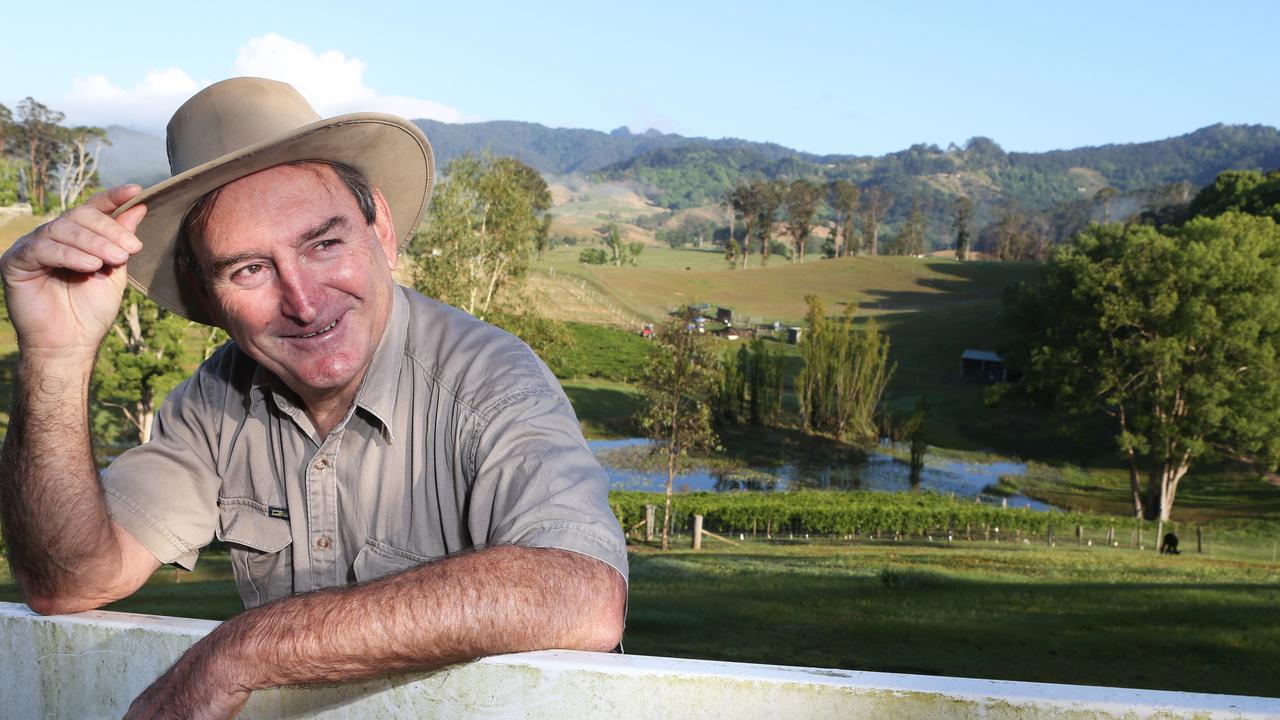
left=960, top=349, right=1007, bottom=383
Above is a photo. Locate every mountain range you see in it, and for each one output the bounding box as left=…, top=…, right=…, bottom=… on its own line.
left=99, top=120, right=1280, bottom=238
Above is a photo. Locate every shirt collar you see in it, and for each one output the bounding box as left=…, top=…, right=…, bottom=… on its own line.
left=249, top=286, right=409, bottom=444
left=352, top=286, right=409, bottom=443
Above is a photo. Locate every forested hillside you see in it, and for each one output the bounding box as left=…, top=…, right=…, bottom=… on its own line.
left=98, top=120, right=1280, bottom=253
left=412, top=119, right=809, bottom=174
left=604, top=124, right=1280, bottom=215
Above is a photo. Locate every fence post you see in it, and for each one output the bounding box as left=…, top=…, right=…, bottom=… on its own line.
left=1076, top=525, right=1083, bottom=546
left=692, top=515, right=703, bottom=550
left=1047, top=524, right=1054, bottom=547
left=645, top=505, right=656, bottom=543
left=1197, top=525, right=1203, bottom=554
left=1106, top=526, right=1115, bottom=547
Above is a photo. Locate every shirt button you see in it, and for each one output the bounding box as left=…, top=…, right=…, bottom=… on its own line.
left=314, top=458, right=328, bottom=471
left=315, top=536, right=331, bottom=550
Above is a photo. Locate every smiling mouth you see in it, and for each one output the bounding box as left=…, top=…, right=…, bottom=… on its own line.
left=297, top=318, right=339, bottom=339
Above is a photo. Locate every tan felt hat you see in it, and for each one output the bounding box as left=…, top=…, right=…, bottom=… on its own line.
left=112, top=76, right=435, bottom=325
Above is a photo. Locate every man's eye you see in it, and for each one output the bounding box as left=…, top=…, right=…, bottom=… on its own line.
left=233, top=263, right=264, bottom=280
left=317, top=239, right=341, bottom=250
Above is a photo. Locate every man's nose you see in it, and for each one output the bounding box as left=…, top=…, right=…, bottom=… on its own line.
left=277, top=264, right=321, bottom=325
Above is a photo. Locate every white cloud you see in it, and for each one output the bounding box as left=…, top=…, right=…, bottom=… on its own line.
left=233, top=33, right=470, bottom=123
left=57, top=33, right=468, bottom=133
left=61, top=67, right=200, bottom=130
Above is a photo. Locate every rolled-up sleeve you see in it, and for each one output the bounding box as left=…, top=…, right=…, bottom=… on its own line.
left=467, top=386, right=629, bottom=585
left=101, top=373, right=223, bottom=571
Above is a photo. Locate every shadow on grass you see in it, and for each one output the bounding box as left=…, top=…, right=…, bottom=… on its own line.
left=715, top=424, right=868, bottom=469
left=852, top=261, right=1041, bottom=312
left=624, top=552, right=1280, bottom=696
left=562, top=382, right=643, bottom=437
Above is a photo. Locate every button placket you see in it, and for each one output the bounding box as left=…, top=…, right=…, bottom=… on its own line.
left=306, top=437, right=341, bottom=588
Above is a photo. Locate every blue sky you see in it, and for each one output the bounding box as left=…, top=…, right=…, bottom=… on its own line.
left=3, top=0, right=1276, bottom=155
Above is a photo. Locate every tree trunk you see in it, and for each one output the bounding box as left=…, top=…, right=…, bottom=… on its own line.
left=1127, top=455, right=1144, bottom=519
left=1145, top=461, right=1190, bottom=522
left=1117, top=408, right=1144, bottom=518
left=661, top=451, right=675, bottom=551
left=137, top=407, right=155, bottom=445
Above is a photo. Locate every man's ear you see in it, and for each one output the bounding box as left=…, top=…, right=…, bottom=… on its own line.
left=371, top=188, right=398, bottom=271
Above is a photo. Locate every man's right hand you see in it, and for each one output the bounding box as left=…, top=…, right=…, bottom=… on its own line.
left=0, top=185, right=147, bottom=363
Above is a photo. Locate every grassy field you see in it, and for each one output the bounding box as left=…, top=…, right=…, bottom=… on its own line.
left=529, top=245, right=1280, bottom=530
left=0, top=213, right=43, bottom=249
left=535, top=245, right=1040, bottom=325
left=3, top=541, right=1276, bottom=697
left=626, top=541, right=1280, bottom=697
left=546, top=178, right=661, bottom=243
left=561, top=377, right=644, bottom=438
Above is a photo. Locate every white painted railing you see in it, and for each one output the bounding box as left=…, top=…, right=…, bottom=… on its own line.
left=0, top=602, right=1275, bottom=719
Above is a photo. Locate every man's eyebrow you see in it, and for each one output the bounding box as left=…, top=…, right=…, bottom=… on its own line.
left=209, top=251, right=265, bottom=278
left=299, top=216, right=349, bottom=242
left=207, top=216, right=351, bottom=277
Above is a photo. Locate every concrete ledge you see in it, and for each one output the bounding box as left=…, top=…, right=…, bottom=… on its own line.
left=0, top=601, right=1276, bottom=719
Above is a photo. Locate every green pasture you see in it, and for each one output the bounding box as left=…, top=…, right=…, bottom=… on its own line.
left=538, top=248, right=1040, bottom=325
left=625, top=541, right=1280, bottom=697
left=3, top=540, right=1277, bottom=697
left=561, top=378, right=644, bottom=438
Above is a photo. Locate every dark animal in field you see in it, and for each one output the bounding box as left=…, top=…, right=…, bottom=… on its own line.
left=1160, top=532, right=1181, bottom=555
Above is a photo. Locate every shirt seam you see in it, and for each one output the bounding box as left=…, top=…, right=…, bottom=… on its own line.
left=104, top=486, right=192, bottom=558
left=467, top=386, right=559, bottom=476
left=512, top=521, right=630, bottom=587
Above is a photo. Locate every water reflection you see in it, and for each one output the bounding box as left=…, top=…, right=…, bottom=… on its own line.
left=589, top=438, right=1052, bottom=511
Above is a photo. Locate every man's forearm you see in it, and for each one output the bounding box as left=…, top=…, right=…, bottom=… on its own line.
left=197, top=545, right=626, bottom=692
left=0, top=358, right=120, bottom=610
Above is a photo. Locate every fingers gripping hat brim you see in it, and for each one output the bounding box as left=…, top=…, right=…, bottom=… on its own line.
left=112, top=113, right=434, bottom=326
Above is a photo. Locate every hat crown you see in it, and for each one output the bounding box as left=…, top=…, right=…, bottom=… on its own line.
left=166, top=77, right=321, bottom=175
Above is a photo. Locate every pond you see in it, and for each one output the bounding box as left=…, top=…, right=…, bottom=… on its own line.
left=589, top=438, right=1053, bottom=511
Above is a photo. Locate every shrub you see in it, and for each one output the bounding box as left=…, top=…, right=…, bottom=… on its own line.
left=579, top=248, right=609, bottom=265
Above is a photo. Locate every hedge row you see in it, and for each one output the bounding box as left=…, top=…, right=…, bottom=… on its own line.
left=609, top=490, right=1132, bottom=538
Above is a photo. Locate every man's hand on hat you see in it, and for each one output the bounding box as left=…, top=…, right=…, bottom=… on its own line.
left=0, top=185, right=147, bottom=364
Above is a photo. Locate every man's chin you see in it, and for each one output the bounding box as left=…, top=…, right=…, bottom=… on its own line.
left=270, top=356, right=366, bottom=397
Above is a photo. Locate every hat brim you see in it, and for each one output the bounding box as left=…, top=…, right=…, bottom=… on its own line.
left=112, top=113, right=434, bottom=326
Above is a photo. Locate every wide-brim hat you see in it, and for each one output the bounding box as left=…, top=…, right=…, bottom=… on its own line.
left=112, top=76, right=435, bottom=326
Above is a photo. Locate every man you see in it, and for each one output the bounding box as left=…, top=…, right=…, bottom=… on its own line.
left=0, top=77, right=627, bottom=717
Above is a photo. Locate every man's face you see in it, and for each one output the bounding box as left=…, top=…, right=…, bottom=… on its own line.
left=196, top=164, right=399, bottom=404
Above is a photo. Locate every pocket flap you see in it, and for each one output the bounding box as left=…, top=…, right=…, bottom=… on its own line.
left=217, top=501, right=293, bottom=553
left=352, top=539, right=434, bottom=582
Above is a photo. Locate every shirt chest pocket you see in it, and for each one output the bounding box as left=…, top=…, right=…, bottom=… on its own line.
left=217, top=498, right=294, bottom=609
left=351, top=538, right=436, bottom=583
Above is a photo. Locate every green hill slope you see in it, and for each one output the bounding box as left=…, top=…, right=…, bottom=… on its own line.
left=544, top=250, right=1038, bottom=325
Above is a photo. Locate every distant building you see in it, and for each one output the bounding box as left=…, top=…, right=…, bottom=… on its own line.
left=960, top=349, right=1007, bottom=384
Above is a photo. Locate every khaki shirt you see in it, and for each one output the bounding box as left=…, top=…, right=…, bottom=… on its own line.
left=103, top=286, right=628, bottom=609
